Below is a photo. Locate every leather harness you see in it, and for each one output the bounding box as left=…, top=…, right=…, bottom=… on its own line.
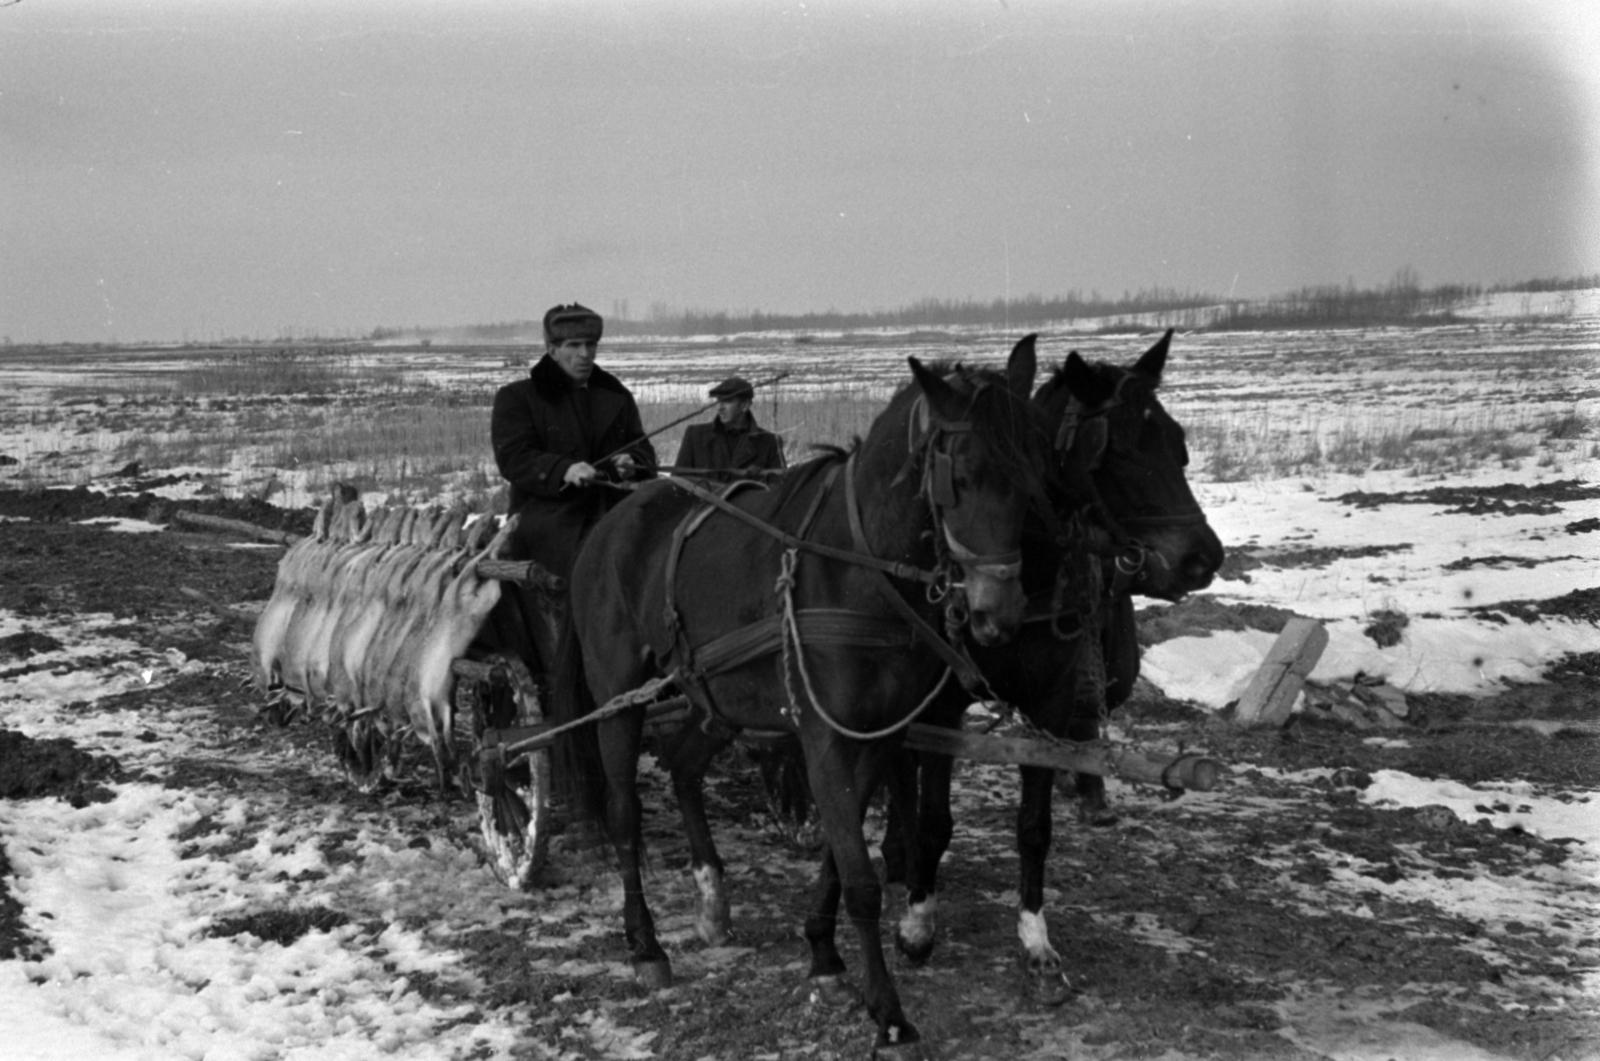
left=656, top=398, right=1011, bottom=738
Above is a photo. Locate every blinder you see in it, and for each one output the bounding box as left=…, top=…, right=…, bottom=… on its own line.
left=910, top=390, right=1024, bottom=579
left=930, top=451, right=956, bottom=508
left=1053, top=400, right=1110, bottom=470
left=1080, top=416, right=1109, bottom=468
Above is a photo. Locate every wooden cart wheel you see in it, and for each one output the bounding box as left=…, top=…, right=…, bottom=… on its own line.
left=333, top=715, right=389, bottom=795
left=456, top=655, right=550, bottom=890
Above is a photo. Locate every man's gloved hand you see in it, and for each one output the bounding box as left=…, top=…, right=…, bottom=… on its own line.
left=611, top=453, right=639, bottom=480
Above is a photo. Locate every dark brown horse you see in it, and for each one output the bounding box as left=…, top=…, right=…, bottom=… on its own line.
left=884, top=330, right=1225, bottom=996
left=552, top=342, right=1054, bottom=1055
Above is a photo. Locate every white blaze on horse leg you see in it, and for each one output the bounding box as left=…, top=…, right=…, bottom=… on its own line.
left=1018, top=908, right=1062, bottom=972
left=693, top=864, right=732, bottom=945
left=898, top=894, right=938, bottom=953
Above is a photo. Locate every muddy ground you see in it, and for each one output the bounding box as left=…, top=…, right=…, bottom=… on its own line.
left=1, top=485, right=1598, bottom=1060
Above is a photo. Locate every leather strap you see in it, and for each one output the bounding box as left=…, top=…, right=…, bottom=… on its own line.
left=844, top=453, right=985, bottom=692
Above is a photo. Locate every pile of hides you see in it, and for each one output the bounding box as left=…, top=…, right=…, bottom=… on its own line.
left=250, top=498, right=515, bottom=759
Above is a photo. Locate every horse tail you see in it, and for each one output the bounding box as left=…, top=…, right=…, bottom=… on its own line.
left=549, top=605, right=609, bottom=830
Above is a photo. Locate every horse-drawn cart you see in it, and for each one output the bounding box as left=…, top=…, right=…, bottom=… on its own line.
left=185, top=494, right=1220, bottom=894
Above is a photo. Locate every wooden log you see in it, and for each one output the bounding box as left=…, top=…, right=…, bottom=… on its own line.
left=903, top=723, right=1222, bottom=792
left=173, top=510, right=301, bottom=545
left=1232, top=617, right=1329, bottom=728
left=472, top=558, right=566, bottom=594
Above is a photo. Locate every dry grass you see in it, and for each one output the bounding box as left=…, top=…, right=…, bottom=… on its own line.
left=1184, top=404, right=1586, bottom=482
left=7, top=334, right=1595, bottom=505
left=106, top=387, right=885, bottom=509
left=171, top=348, right=411, bottom=397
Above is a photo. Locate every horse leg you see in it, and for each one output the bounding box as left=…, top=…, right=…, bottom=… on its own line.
left=659, top=721, right=737, bottom=946
left=595, top=709, right=672, bottom=987
left=1016, top=763, right=1071, bottom=1003
left=803, top=844, right=857, bottom=1003
left=806, top=739, right=920, bottom=1054
left=893, top=749, right=953, bottom=965
left=1073, top=593, right=1135, bottom=825
left=1066, top=711, right=1116, bottom=826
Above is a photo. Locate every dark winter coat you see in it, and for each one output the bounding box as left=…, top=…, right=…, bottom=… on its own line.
left=490, top=355, right=656, bottom=579
left=673, top=415, right=785, bottom=483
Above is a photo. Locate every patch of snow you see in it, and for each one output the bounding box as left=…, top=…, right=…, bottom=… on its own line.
left=74, top=517, right=166, bottom=534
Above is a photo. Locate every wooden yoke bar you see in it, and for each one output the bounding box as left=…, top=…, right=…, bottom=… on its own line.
left=903, top=723, right=1223, bottom=792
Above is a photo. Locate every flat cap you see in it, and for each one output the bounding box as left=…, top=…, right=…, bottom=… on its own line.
left=544, top=303, right=603, bottom=344
left=709, top=376, right=754, bottom=399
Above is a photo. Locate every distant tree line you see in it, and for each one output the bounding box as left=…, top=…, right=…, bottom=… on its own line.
left=1489, top=273, right=1600, bottom=294
left=1205, top=269, right=1485, bottom=330
left=360, top=270, right=1600, bottom=344
left=370, top=288, right=1216, bottom=343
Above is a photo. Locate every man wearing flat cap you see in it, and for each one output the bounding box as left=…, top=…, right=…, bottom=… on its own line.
left=674, top=376, right=786, bottom=483
left=489, top=303, right=656, bottom=669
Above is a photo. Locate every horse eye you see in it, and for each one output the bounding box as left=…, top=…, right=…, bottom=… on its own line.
left=1143, top=408, right=1153, bottom=421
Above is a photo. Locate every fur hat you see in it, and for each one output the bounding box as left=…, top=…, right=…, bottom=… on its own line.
left=543, top=303, right=603, bottom=344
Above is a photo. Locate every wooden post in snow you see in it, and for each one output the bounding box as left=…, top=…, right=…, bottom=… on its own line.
left=1232, top=617, right=1329, bottom=727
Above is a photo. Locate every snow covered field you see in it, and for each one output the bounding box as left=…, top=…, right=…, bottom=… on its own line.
left=2, top=300, right=1598, bottom=1059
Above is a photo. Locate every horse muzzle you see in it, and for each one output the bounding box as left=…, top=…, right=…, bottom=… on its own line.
left=1135, top=523, right=1225, bottom=601
left=958, top=565, right=1025, bottom=646
left=942, top=527, right=1025, bottom=645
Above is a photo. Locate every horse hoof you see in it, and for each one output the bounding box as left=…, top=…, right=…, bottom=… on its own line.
left=1078, top=803, right=1120, bottom=828
left=632, top=959, right=673, bottom=990
left=807, top=974, right=863, bottom=1012
left=1025, top=968, right=1074, bottom=1008
left=696, top=920, right=734, bottom=947
left=893, top=925, right=935, bottom=966
left=870, top=1023, right=926, bottom=1060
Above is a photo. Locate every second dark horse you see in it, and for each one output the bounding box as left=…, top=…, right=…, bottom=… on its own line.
left=884, top=330, right=1226, bottom=996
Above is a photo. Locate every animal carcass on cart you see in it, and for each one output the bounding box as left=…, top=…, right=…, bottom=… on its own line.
left=222, top=497, right=564, bottom=889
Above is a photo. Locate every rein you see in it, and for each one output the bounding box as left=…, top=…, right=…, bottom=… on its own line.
left=661, top=472, right=940, bottom=585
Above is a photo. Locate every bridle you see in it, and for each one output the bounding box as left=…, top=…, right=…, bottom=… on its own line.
left=1049, top=368, right=1207, bottom=597
left=906, top=388, right=1025, bottom=585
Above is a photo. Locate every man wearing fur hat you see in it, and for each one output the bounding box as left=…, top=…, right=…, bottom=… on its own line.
left=489, top=303, right=656, bottom=669
left=674, top=376, right=785, bottom=483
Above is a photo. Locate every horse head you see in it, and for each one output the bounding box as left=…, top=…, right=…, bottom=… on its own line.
left=898, top=336, right=1050, bottom=646
left=1037, top=329, right=1224, bottom=601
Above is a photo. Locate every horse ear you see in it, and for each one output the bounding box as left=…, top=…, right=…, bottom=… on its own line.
left=1133, top=328, right=1174, bottom=381
left=1061, top=351, right=1117, bottom=407
left=908, top=357, right=964, bottom=421
left=1007, top=334, right=1038, bottom=398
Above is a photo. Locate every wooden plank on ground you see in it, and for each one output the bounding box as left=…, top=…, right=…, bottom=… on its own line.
left=1232, top=617, right=1329, bottom=727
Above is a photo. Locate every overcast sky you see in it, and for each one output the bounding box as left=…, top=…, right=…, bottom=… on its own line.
left=3, top=0, right=1597, bottom=343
